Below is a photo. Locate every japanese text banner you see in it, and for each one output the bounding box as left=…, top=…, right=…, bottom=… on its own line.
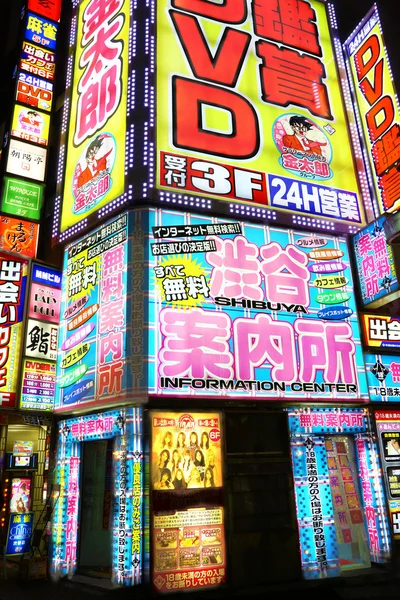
left=156, top=0, right=364, bottom=227
left=147, top=209, right=368, bottom=402
left=61, top=0, right=129, bottom=232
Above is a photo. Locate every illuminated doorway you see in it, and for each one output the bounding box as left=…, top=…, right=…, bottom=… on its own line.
left=326, top=436, right=370, bottom=571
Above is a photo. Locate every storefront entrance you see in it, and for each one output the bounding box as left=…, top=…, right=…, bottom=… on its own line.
left=326, top=436, right=370, bottom=572
left=78, top=439, right=113, bottom=578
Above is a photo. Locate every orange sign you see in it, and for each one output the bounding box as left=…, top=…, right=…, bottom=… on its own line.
left=0, top=217, right=39, bottom=258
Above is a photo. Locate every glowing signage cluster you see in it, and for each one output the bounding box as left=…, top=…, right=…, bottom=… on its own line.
left=352, top=216, right=398, bottom=308
left=0, top=253, right=28, bottom=409
left=345, top=6, right=400, bottom=214
left=375, top=410, right=400, bottom=540
left=289, top=407, right=391, bottom=580
left=148, top=210, right=368, bottom=402
left=60, top=0, right=129, bottom=233
left=55, top=213, right=133, bottom=413
left=20, top=263, right=62, bottom=411
left=156, top=0, right=364, bottom=227
left=51, top=408, right=143, bottom=586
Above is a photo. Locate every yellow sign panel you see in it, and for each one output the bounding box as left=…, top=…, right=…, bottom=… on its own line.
left=11, top=104, right=50, bottom=147
left=61, top=0, right=129, bottom=232
left=156, top=0, right=364, bottom=226
left=345, top=6, right=400, bottom=214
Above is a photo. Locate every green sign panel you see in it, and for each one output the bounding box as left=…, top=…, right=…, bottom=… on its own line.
left=1, top=177, right=43, bottom=220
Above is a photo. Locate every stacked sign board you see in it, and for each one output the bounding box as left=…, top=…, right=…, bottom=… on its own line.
left=54, top=0, right=369, bottom=244
left=0, top=0, right=61, bottom=246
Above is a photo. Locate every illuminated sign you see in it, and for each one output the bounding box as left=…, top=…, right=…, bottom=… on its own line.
left=6, top=139, right=47, bottom=182
left=375, top=410, right=400, bottom=539
left=1, top=177, right=44, bottom=221
left=11, top=104, right=50, bottom=146
left=51, top=408, right=143, bottom=586
left=151, top=411, right=222, bottom=491
left=20, top=41, right=55, bottom=81
left=344, top=6, right=400, bottom=214
left=352, top=215, right=399, bottom=308
left=16, top=73, right=53, bottom=112
left=28, top=0, right=62, bottom=23
left=25, top=12, right=58, bottom=50
left=365, top=353, right=400, bottom=402
left=148, top=210, right=368, bottom=402
left=153, top=507, right=226, bottom=593
left=362, top=314, right=400, bottom=349
left=25, top=318, right=58, bottom=361
left=55, top=213, right=132, bottom=412
left=289, top=407, right=391, bottom=579
left=156, top=0, right=364, bottom=226
left=6, top=512, right=34, bottom=555
left=60, top=0, right=129, bottom=232
left=29, top=280, right=61, bottom=324
left=0, top=216, right=39, bottom=258
left=13, top=441, right=34, bottom=457
left=20, top=359, right=56, bottom=411
left=0, top=253, right=28, bottom=409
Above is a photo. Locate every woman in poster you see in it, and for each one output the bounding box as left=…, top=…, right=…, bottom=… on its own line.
left=189, top=431, right=199, bottom=459
left=194, top=449, right=206, bottom=481
left=181, top=448, right=192, bottom=480
left=204, top=467, right=215, bottom=488
left=172, top=468, right=187, bottom=490
left=176, top=431, right=187, bottom=449
left=155, top=468, right=173, bottom=490
left=200, top=431, right=210, bottom=451
left=187, top=467, right=202, bottom=489
left=171, top=449, right=182, bottom=477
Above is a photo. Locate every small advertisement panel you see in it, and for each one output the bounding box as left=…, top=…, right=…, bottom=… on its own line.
left=60, top=0, right=129, bottom=232
left=25, top=12, right=58, bottom=50
left=13, top=441, right=33, bottom=456
left=15, top=73, right=53, bottom=112
left=20, top=359, right=57, bottom=411
left=25, top=318, right=58, bottom=361
left=0, top=216, right=39, bottom=258
left=20, top=41, right=55, bottom=81
left=361, top=314, right=400, bottom=349
left=55, top=213, right=130, bottom=412
left=10, top=477, right=31, bottom=512
left=6, top=139, right=47, bottom=182
left=1, top=177, right=44, bottom=221
left=28, top=0, right=62, bottom=22
left=375, top=411, right=400, bottom=539
left=148, top=210, right=368, bottom=402
left=29, top=266, right=62, bottom=323
left=156, top=0, right=364, bottom=226
left=344, top=6, right=400, bottom=214
left=5, top=512, right=34, bottom=555
left=365, top=353, right=400, bottom=402
left=352, top=216, right=399, bottom=308
left=11, top=104, right=50, bottom=146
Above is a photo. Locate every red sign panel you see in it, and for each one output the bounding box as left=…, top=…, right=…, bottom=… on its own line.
left=28, top=0, right=62, bottom=23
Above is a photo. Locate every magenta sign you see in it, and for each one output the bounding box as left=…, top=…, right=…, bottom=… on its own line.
left=148, top=211, right=368, bottom=402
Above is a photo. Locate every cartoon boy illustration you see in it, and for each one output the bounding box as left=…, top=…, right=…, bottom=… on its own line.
left=282, top=115, right=327, bottom=156
left=77, top=135, right=113, bottom=188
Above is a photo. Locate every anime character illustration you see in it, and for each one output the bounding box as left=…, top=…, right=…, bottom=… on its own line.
left=77, top=135, right=113, bottom=189
left=281, top=115, right=327, bottom=156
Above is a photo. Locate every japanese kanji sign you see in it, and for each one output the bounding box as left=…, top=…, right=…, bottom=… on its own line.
left=6, top=139, right=47, bottom=183
left=20, top=41, right=56, bottom=81
left=156, top=0, right=364, bottom=226
left=352, top=216, right=399, bottom=308
left=60, top=0, right=130, bottom=232
left=6, top=512, right=34, bottom=556
left=15, top=73, right=53, bottom=113
left=361, top=314, right=400, bottom=349
left=25, top=12, right=58, bottom=50
left=0, top=216, right=39, bottom=259
left=11, top=104, right=50, bottom=147
left=148, top=209, right=368, bottom=402
left=344, top=5, right=400, bottom=214
left=55, top=213, right=132, bottom=412
left=28, top=0, right=62, bottom=23
left=365, top=353, right=400, bottom=402
left=0, top=253, right=29, bottom=409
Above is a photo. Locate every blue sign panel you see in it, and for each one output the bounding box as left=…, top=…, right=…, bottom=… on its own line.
left=267, top=174, right=361, bottom=223
left=25, top=12, right=58, bottom=50
left=32, top=263, right=62, bottom=287
left=365, top=352, right=400, bottom=402
left=6, top=512, right=34, bottom=555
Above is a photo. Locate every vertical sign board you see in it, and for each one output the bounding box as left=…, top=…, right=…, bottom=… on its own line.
left=20, top=263, right=62, bottom=411
left=289, top=407, right=391, bottom=579
left=156, top=0, right=365, bottom=228
left=5, top=512, right=34, bottom=555
left=352, top=216, right=399, bottom=308
left=344, top=6, right=400, bottom=214
left=375, top=410, right=400, bottom=540
left=151, top=411, right=226, bottom=593
left=0, top=253, right=29, bottom=409
left=55, top=213, right=132, bottom=413
left=51, top=408, right=143, bottom=586
left=60, top=0, right=129, bottom=233
left=365, top=353, right=400, bottom=402
left=147, top=209, right=368, bottom=402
